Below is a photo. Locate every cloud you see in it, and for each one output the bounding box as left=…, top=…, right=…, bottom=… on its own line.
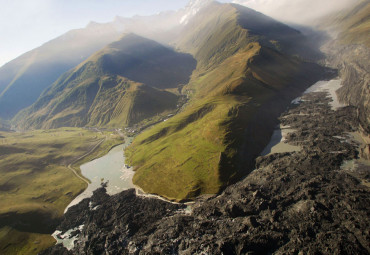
left=231, top=0, right=358, bottom=25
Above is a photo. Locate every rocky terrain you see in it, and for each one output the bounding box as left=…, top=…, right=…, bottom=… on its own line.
left=41, top=89, right=370, bottom=254
left=324, top=43, right=370, bottom=135
left=320, top=0, right=370, bottom=135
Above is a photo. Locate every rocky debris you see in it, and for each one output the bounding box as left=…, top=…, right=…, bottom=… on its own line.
left=40, top=187, right=183, bottom=255
left=41, top=91, right=370, bottom=255
left=321, top=32, right=370, bottom=167
left=323, top=41, right=370, bottom=134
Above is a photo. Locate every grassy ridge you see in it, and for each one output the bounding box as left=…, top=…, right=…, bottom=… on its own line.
left=126, top=43, right=309, bottom=200
left=14, top=34, right=195, bottom=130
left=0, top=128, right=124, bottom=254
left=14, top=73, right=179, bottom=130
left=174, top=3, right=253, bottom=72
left=0, top=24, right=122, bottom=120
left=126, top=3, right=327, bottom=201
left=124, top=44, right=262, bottom=200
left=126, top=97, right=237, bottom=200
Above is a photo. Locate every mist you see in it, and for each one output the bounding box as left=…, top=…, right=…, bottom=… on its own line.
left=231, top=0, right=359, bottom=25
left=0, top=0, right=361, bottom=67
left=0, top=0, right=188, bottom=67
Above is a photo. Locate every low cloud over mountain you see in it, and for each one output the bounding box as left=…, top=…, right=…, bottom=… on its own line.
left=232, top=0, right=358, bottom=25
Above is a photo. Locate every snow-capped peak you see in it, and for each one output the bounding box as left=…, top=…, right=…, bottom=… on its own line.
left=180, top=0, right=214, bottom=24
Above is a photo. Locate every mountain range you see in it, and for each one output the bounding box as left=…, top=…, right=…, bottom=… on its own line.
left=1, top=0, right=370, bottom=254
left=14, top=34, right=195, bottom=129
left=10, top=2, right=329, bottom=201
left=0, top=0, right=207, bottom=120
left=125, top=2, right=327, bottom=200
left=3, top=0, right=368, bottom=201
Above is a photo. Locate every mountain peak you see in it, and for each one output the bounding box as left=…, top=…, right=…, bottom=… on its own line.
left=180, top=0, right=215, bottom=24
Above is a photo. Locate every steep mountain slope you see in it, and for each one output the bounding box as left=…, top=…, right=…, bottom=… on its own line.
left=0, top=23, right=123, bottom=120
left=14, top=34, right=196, bottom=129
left=320, top=0, right=370, bottom=134
left=125, top=3, right=328, bottom=201
left=174, top=2, right=321, bottom=68
left=321, top=0, right=369, bottom=47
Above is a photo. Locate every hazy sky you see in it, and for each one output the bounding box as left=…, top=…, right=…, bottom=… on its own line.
left=0, top=0, right=357, bottom=67
left=232, top=0, right=357, bottom=24
left=0, top=0, right=188, bottom=67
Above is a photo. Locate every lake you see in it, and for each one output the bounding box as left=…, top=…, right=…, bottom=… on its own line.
left=64, top=138, right=135, bottom=212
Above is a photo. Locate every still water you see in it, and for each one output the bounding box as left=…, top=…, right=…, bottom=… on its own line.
left=64, top=138, right=135, bottom=212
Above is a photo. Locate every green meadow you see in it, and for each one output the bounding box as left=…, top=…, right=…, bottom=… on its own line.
left=0, top=128, right=124, bottom=254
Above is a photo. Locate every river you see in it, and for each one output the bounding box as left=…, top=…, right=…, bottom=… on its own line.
left=64, top=138, right=135, bottom=212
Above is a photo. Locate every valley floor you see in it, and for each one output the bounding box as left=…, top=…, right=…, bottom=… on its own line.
left=0, top=128, right=125, bottom=254
left=43, top=88, right=369, bottom=254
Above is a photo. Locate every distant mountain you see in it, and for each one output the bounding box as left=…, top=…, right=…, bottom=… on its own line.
left=11, top=1, right=347, bottom=201
left=125, top=2, right=328, bottom=201
left=14, top=34, right=195, bottom=129
left=319, top=0, right=369, bottom=47
left=173, top=2, right=322, bottom=69
left=179, top=0, right=214, bottom=24
left=0, top=23, right=123, bottom=119
left=0, top=0, right=216, bottom=120
left=0, top=118, right=10, bottom=131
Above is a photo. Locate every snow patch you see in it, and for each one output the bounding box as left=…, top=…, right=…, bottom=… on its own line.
left=180, top=0, right=213, bottom=24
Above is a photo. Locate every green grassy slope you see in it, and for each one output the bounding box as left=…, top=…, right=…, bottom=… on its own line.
left=126, top=3, right=327, bottom=201
left=174, top=2, right=321, bottom=72
left=0, top=128, right=124, bottom=254
left=14, top=34, right=195, bottom=130
left=174, top=2, right=251, bottom=71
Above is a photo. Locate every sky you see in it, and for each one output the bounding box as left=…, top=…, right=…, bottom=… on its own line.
left=0, top=0, right=357, bottom=67
left=0, top=0, right=188, bottom=67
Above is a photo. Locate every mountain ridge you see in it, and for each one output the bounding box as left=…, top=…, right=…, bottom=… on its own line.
left=14, top=34, right=195, bottom=130
left=0, top=25, right=123, bottom=119
left=0, top=0, right=209, bottom=120
left=125, top=2, right=329, bottom=200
